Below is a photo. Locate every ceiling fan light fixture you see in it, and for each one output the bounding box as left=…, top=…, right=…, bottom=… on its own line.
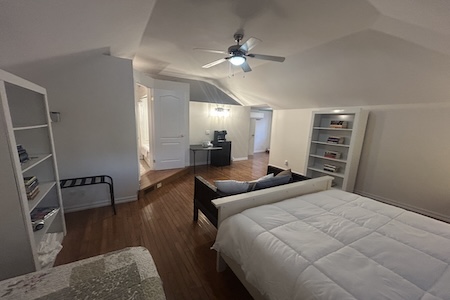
left=197, top=33, right=285, bottom=72
left=229, top=55, right=246, bottom=66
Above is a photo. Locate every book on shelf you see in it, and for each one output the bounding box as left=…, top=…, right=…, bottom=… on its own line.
left=324, top=151, right=341, bottom=159
left=27, top=187, right=40, bottom=200
left=30, top=207, right=58, bottom=222
left=326, top=136, right=345, bottom=144
left=26, top=179, right=39, bottom=192
left=24, top=176, right=37, bottom=186
left=24, top=175, right=40, bottom=200
left=27, top=182, right=39, bottom=194
left=323, top=163, right=340, bottom=173
left=329, top=120, right=348, bottom=128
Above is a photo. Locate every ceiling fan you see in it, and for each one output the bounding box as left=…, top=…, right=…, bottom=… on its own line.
left=195, top=33, right=285, bottom=72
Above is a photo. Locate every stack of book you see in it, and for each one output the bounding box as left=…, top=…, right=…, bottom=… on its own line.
left=17, top=144, right=29, bottom=163
left=323, top=163, right=340, bottom=173
left=324, top=150, right=341, bottom=159
left=329, top=120, right=348, bottom=128
left=326, top=136, right=345, bottom=144
left=24, top=176, right=39, bottom=200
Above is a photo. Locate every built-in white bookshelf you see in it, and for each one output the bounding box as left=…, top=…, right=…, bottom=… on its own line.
left=305, top=108, right=369, bottom=191
left=0, top=69, right=66, bottom=280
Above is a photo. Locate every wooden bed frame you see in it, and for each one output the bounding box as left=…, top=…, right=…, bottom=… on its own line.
left=212, top=176, right=334, bottom=299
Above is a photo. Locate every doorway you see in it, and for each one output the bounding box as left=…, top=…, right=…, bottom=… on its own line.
left=248, top=119, right=256, bottom=156
left=135, top=81, right=189, bottom=173
left=249, top=109, right=273, bottom=156
left=136, top=84, right=153, bottom=173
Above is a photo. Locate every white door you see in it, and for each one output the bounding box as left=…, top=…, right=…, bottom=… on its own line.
left=248, top=118, right=256, bottom=156
left=152, top=89, right=186, bottom=170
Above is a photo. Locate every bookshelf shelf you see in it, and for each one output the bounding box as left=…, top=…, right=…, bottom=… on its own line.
left=311, top=141, right=350, bottom=148
left=20, top=154, right=52, bottom=173
left=305, top=109, right=368, bottom=192
left=0, top=69, right=66, bottom=280
left=307, top=167, right=345, bottom=178
left=309, top=154, right=347, bottom=163
left=313, top=127, right=353, bottom=131
left=14, top=124, right=48, bottom=131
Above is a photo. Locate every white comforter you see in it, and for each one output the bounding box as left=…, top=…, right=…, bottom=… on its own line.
left=212, top=190, right=450, bottom=300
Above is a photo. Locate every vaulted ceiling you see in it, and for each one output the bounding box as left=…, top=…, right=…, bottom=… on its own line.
left=1, top=0, right=450, bottom=109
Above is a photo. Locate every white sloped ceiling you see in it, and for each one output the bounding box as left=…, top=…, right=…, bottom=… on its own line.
left=1, top=0, right=450, bottom=109
left=0, top=0, right=156, bottom=68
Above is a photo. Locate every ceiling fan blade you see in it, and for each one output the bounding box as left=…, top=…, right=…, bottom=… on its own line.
left=239, top=37, right=261, bottom=53
left=241, top=61, right=252, bottom=72
left=247, top=53, right=285, bottom=62
left=202, top=58, right=227, bottom=69
left=194, top=48, right=228, bottom=54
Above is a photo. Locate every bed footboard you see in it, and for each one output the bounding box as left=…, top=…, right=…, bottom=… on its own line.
left=213, top=176, right=333, bottom=226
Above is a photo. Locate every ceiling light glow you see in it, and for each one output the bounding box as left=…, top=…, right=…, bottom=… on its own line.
left=229, top=55, right=246, bottom=66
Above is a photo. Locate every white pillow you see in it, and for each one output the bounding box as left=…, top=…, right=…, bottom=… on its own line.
left=214, top=180, right=250, bottom=195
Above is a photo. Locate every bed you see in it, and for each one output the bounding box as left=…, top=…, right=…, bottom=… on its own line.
left=212, top=176, right=450, bottom=300
left=0, top=247, right=165, bottom=300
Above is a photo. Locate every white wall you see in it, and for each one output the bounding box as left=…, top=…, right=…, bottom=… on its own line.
left=9, top=53, right=139, bottom=212
left=269, top=103, right=450, bottom=222
left=269, top=108, right=313, bottom=171
left=253, top=110, right=273, bottom=153
left=189, top=101, right=250, bottom=164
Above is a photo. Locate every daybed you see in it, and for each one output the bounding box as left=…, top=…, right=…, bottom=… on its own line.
left=0, top=247, right=166, bottom=300
left=212, top=176, right=450, bottom=300
left=193, top=165, right=309, bottom=227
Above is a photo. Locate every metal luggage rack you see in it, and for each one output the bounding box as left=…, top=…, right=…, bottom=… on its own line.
left=60, top=175, right=116, bottom=214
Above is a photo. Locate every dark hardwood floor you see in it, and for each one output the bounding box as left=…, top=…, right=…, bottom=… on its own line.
left=55, top=153, right=269, bottom=299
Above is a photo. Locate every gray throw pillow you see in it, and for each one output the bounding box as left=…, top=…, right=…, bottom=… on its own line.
left=247, top=173, right=274, bottom=191
left=253, top=174, right=291, bottom=190
left=214, top=180, right=250, bottom=195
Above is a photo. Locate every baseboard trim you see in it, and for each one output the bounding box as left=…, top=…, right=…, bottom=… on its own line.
left=232, top=157, right=248, bottom=162
left=63, top=195, right=137, bottom=213
left=354, top=190, right=450, bottom=223
left=254, top=150, right=266, bottom=153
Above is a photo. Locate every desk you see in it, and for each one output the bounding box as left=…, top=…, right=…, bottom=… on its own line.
left=190, top=145, right=222, bottom=173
